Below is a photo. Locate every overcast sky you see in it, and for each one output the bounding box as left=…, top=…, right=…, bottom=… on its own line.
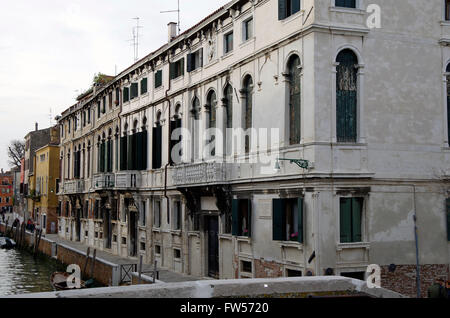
left=0, top=0, right=230, bottom=171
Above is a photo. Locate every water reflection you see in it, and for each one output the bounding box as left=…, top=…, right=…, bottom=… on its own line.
left=0, top=248, right=63, bottom=296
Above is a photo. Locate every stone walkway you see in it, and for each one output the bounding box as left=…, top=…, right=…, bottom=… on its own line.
left=42, top=233, right=204, bottom=283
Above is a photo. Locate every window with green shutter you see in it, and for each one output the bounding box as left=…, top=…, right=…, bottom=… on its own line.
left=155, top=70, right=162, bottom=88
left=170, top=58, right=185, bottom=80
left=340, top=197, right=363, bottom=243
left=141, top=78, right=148, bottom=95
left=130, top=83, right=139, bottom=100
left=120, top=136, right=127, bottom=171
left=152, top=124, right=162, bottom=169
left=272, top=198, right=303, bottom=243
left=336, top=49, right=358, bottom=143
left=278, top=0, right=301, bottom=20
left=123, top=87, right=129, bottom=103
left=231, top=199, right=252, bottom=237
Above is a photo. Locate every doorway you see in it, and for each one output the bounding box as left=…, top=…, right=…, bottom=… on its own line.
left=104, top=210, right=112, bottom=249
left=206, top=216, right=219, bottom=278
left=76, top=208, right=81, bottom=242
left=129, top=212, right=137, bottom=257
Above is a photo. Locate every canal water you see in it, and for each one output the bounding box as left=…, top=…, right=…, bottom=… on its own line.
left=0, top=248, right=65, bottom=296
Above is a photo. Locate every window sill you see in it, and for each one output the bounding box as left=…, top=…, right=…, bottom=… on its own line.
left=171, top=229, right=182, bottom=236
left=152, top=228, right=161, bottom=233
left=239, top=37, right=255, bottom=49
left=236, top=236, right=251, bottom=243
left=219, top=234, right=232, bottom=240
left=279, top=241, right=303, bottom=250
left=337, top=242, right=370, bottom=251
left=280, top=10, right=304, bottom=25
left=188, top=67, right=202, bottom=76
left=440, top=21, right=450, bottom=27
left=188, top=231, right=200, bottom=237
left=329, top=6, right=365, bottom=15
left=222, top=51, right=234, bottom=60
left=138, top=225, right=146, bottom=230
left=170, top=75, right=184, bottom=84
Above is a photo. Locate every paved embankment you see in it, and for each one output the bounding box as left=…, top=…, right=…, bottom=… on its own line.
left=6, top=276, right=407, bottom=298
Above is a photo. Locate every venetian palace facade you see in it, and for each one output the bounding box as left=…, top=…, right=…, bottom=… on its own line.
left=56, top=0, right=450, bottom=297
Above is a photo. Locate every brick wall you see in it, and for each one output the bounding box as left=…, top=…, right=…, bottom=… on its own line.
left=56, top=246, right=113, bottom=286
left=381, top=264, right=449, bottom=298
left=254, top=259, right=283, bottom=278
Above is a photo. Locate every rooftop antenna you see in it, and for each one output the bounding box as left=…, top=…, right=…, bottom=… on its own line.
left=161, top=0, right=181, bottom=34
left=128, top=17, right=143, bottom=62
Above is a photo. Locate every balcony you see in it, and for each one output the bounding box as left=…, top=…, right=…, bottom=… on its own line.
left=115, top=171, right=141, bottom=189
left=94, top=173, right=116, bottom=190
left=172, top=162, right=227, bottom=186
left=62, top=180, right=85, bottom=194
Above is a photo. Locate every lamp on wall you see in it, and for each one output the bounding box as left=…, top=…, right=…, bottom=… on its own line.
left=275, top=158, right=311, bottom=171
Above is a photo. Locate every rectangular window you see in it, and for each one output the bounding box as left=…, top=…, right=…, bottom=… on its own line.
left=232, top=199, right=252, bottom=237
left=174, top=249, right=181, bottom=259
left=241, top=260, right=252, bottom=273
left=97, top=102, right=101, bottom=118
left=102, top=96, right=106, bottom=113
left=340, top=197, right=363, bottom=243
left=108, top=92, right=113, bottom=109
left=278, top=0, right=301, bottom=20
left=287, top=269, right=302, bottom=277
left=170, top=58, right=185, bottom=80
left=141, top=78, right=148, bottom=95
left=155, top=70, right=163, bottom=88
left=130, top=82, right=139, bottom=100
left=243, top=17, right=253, bottom=42
left=154, top=200, right=161, bottom=228
left=187, top=49, right=203, bottom=72
left=224, top=32, right=233, bottom=54
left=115, top=88, right=120, bottom=106
left=88, top=107, right=91, bottom=123
left=140, top=242, right=146, bottom=251
left=123, top=87, right=130, bottom=103
left=173, top=200, right=181, bottom=230
left=140, top=201, right=146, bottom=227
left=335, top=0, right=356, bottom=8
left=273, top=198, right=304, bottom=243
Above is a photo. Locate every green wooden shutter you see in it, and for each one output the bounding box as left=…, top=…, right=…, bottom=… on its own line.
left=278, top=0, right=287, bottom=20
left=232, top=199, right=239, bottom=236
left=297, top=197, right=304, bottom=243
left=180, top=58, right=184, bottom=76
left=292, top=0, right=300, bottom=14
left=169, top=63, right=175, bottom=80
left=446, top=198, right=450, bottom=242
left=273, top=199, right=285, bottom=241
left=340, top=198, right=352, bottom=243
left=351, top=198, right=362, bottom=242
left=187, top=53, right=192, bottom=72
left=141, top=78, right=148, bottom=95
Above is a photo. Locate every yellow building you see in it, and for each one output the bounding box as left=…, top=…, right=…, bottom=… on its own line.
left=33, top=144, right=60, bottom=234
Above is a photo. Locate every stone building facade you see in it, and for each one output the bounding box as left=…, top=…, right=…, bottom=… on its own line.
left=57, top=0, right=450, bottom=297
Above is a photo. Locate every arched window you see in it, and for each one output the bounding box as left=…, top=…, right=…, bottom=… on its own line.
left=170, top=104, right=182, bottom=165
left=336, top=49, right=358, bottom=143
left=287, top=55, right=301, bottom=145
left=206, top=90, right=217, bottom=157
left=153, top=112, right=163, bottom=169
left=191, top=97, right=201, bottom=160
left=120, top=124, right=128, bottom=171
left=224, top=84, right=233, bottom=129
left=447, top=63, right=450, bottom=144
left=243, top=75, right=253, bottom=153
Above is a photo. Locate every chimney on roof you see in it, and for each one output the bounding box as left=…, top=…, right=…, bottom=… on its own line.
left=35, top=122, right=38, bottom=131
left=168, top=22, right=177, bottom=42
